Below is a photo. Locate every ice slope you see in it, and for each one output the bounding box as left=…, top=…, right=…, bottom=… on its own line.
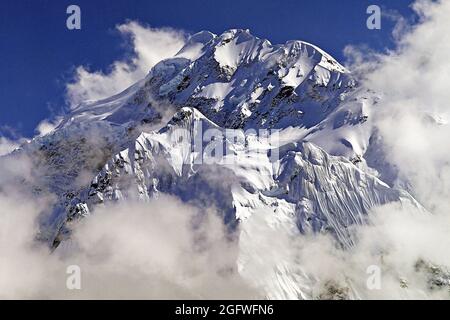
left=60, top=29, right=373, bottom=160
left=0, top=29, right=423, bottom=299
left=14, top=29, right=377, bottom=241
left=52, top=107, right=418, bottom=298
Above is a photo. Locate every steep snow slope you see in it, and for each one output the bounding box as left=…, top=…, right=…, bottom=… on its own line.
left=6, top=29, right=371, bottom=240
left=0, top=29, right=423, bottom=299
left=53, top=107, right=418, bottom=298
left=61, top=29, right=373, bottom=160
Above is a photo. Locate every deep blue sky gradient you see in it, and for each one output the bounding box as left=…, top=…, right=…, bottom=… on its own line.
left=0, top=0, right=416, bottom=137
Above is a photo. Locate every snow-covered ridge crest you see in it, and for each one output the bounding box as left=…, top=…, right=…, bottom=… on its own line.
left=8, top=29, right=404, bottom=248
left=55, top=29, right=365, bottom=165
left=47, top=105, right=419, bottom=299
left=55, top=107, right=416, bottom=244
left=0, top=28, right=427, bottom=299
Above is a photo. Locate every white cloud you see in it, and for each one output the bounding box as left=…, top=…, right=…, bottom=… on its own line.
left=285, top=0, right=450, bottom=298
left=66, top=21, right=187, bottom=107
left=287, top=202, right=450, bottom=299
left=0, top=117, right=62, bottom=158
left=60, top=197, right=259, bottom=299
left=35, top=117, right=63, bottom=137
left=0, top=156, right=259, bottom=299
left=359, top=0, right=450, bottom=213
left=0, top=136, right=19, bottom=156
left=3, top=0, right=450, bottom=299
left=0, top=126, right=258, bottom=298
left=0, top=116, right=63, bottom=157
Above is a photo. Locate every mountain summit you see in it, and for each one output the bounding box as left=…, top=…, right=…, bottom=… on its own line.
left=2, top=29, right=421, bottom=299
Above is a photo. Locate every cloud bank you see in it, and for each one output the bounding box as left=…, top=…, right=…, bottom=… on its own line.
left=287, top=0, right=450, bottom=298
left=66, top=21, right=186, bottom=107
left=344, top=0, right=450, bottom=214
left=2, top=0, right=450, bottom=299
left=0, top=169, right=259, bottom=299
left=241, top=0, right=450, bottom=300
left=35, top=117, right=63, bottom=137
left=0, top=136, right=19, bottom=156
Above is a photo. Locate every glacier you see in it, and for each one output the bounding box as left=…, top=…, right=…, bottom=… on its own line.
left=0, top=29, right=427, bottom=299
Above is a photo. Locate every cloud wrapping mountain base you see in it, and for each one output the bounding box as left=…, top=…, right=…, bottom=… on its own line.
left=66, top=22, right=187, bottom=107
left=0, top=136, right=19, bottom=156
left=1, top=0, right=450, bottom=300
left=0, top=184, right=260, bottom=299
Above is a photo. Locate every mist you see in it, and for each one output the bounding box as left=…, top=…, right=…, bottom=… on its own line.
left=281, top=0, right=450, bottom=299
left=0, top=176, right=260, bottom=299
left=1, top=0, right=450, bottom=300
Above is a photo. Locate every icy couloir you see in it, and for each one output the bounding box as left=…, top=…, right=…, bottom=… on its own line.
left=54, top=107, right=418, bottom=298
left=0, top=29, right=423, bottom=298
left=63, top=108, right=414, bottom=242
left=62, top=28, right=375, bottom=160
left=13, top=29, right=379, bottom=242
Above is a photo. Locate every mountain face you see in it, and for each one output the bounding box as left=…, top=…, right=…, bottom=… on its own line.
left=3, top=29, right=421, bottom=299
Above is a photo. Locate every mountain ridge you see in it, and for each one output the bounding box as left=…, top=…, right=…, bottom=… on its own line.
left=0, top=29, right=423, bottom=299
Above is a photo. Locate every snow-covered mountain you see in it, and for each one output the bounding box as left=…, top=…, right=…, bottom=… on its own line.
left=2, top=29, right=424, bottom=299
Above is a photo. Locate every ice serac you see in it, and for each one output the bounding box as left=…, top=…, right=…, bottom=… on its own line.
left=1, top=29, right=423, bottom=299
left=57, top=28, right=373, bottom=160
left=140, top=28, right=376, bottom=163
left=158, top=29, right=351, bottom=131
left=52, top=106, right=417, bottom=299
left=59, top=105, right=413, bottom=240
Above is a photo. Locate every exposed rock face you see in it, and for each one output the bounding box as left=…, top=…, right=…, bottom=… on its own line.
left=1, top=29, right=422, bottom=299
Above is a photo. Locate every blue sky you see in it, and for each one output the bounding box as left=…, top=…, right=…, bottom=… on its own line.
left=0, top=0, right=416, bottom=138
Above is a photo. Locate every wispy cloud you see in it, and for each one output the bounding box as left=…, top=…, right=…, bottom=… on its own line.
left=35, top=117, right=63, bottom=137
left=66, top=21, right=187, bottom=107
left=288, top=0, right=450, bottom=298
left=0, top=136, right=19, bottom=156
left=0, top=184, right=259, bottom=298
left=2, top=0, right=450, bottom=299
left=358, top=0, right=450, bottom=213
